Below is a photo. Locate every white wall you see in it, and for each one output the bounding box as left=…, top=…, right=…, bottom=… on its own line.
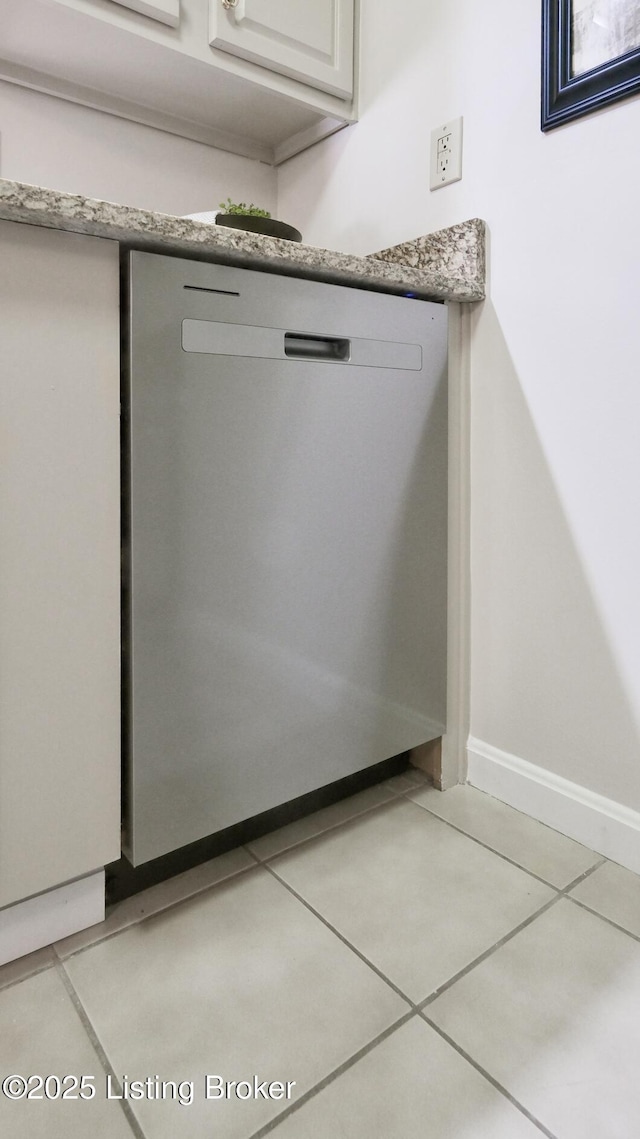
left=0, top=79, right=276, bottom=216
left=278, top=0, right=640, bottom=811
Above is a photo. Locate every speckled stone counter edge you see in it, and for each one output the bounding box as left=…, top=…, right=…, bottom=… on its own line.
left=373, top=218, right=486, bottom=299
left=0, top=179, right=486, bottom=303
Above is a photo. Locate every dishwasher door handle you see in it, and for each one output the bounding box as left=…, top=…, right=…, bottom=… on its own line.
left=284, top=333, right=351, bottom=361
left=182, top=319, right=421, bottom=370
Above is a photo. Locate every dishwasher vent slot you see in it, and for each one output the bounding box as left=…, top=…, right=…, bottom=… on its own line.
left=284, top=333, right=350, bottom=361
left=183, top=285, right=240, bottom=297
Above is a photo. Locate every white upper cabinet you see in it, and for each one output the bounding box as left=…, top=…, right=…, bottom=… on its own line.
left=108, top=0, right=180, bottom=28
left=0, top=0, right=358, bottom=164
left=210, top=0, right=353, bottom=99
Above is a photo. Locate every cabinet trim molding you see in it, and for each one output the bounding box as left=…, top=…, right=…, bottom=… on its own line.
left=109, top=0, right=180, bottom=28
left=0, top=872, right=105, bottom=968
left=468, top=736, right=640, bottom=875
left=0, top=62, right=275, bottom=164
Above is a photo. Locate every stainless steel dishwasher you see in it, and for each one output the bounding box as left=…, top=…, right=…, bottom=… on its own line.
left=123, top=250, right=448, bottom=866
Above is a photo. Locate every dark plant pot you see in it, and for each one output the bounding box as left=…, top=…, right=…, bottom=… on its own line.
left=216, top=213, right=302, bottom=243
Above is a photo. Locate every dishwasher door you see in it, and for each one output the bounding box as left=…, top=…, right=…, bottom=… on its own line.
left=124, top=251, right=448, bottom=865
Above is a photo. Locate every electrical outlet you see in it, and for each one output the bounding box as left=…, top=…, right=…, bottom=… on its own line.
left=430, top=118, right=463, bottom=190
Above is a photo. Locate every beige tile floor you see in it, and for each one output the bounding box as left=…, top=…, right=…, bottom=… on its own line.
left=2, top=771, right=640, bottom=1138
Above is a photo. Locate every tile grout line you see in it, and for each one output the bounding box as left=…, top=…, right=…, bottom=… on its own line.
left=566, top=892, right=640, bottom=945
left=21, top=780, right=419, bottom=1139
left=0, top=794, right=611, bottom=990
left=420, top=1012, right=560, bottom=1139
left=253, top=777, right=607, bottom=905
left=53, top=858, right=265, bottom=965
left=0, top=958, right=59, bottom=996
left=54, top=958, right=148, bottom=1139
left=409, top=861, right=608, bottom=1139
left=3, top=790, right=618, bottom=1139
left=258, top=834, right=623, bottom=1139
left=259, top=812, right=608, bottom=1020
left=245, top=1010, right=417, bottom=1139
left=559, top=856, right=607, bottom=895
left=256, top=780, right=611, bottom=902
left=0, top=785, right=413, bottom=987
left=402, top=791, right=604, bottom=893
left=18, top=782, right=411, bottom=975
left=420, top=894, right=563, bottom=1010
left=0, top=787, right=612, bottom=983
left=253, top=789, right=577, bottom=1031
left=252, top=780, right=562, bottom=897
left=49, top=816, right=608, bottom=971
left=264, top=860, right=574, bottom=1050
left=244, top=781, right=413, bottom=862
left=262, top=862, right=418, bottom=1009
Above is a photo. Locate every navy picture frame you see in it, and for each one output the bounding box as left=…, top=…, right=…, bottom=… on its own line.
left=542, top=0, right=640, bottom=130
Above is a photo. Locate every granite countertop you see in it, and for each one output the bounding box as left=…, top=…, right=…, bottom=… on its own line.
left=0, top=178, right=486, bottom=303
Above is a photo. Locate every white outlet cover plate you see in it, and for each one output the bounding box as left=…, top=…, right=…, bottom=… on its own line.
left=430, top=117, right=463, bottom=190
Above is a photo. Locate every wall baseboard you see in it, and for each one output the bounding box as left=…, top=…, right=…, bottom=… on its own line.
left=0, top=871, right=105, bottom=967
left=467, top=737, right=640, bottom=875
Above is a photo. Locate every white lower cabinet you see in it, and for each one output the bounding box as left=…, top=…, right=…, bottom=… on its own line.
left=0, top=221, right=121, bottom=914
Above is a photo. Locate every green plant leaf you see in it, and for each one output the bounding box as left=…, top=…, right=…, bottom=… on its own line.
left=218, top=197, right=272, bottom=218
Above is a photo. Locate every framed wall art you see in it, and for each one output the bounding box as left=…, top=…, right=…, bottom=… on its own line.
left=542, top=0, right=640, bottom=129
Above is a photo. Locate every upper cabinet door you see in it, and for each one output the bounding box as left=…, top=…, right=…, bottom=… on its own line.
left=209, top=0, right=354, bottom=100
left=108, top=0, right=180, bottom=27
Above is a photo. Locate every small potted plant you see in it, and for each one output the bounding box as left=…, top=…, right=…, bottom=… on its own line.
left=216, top=198, right=302, bottom=243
